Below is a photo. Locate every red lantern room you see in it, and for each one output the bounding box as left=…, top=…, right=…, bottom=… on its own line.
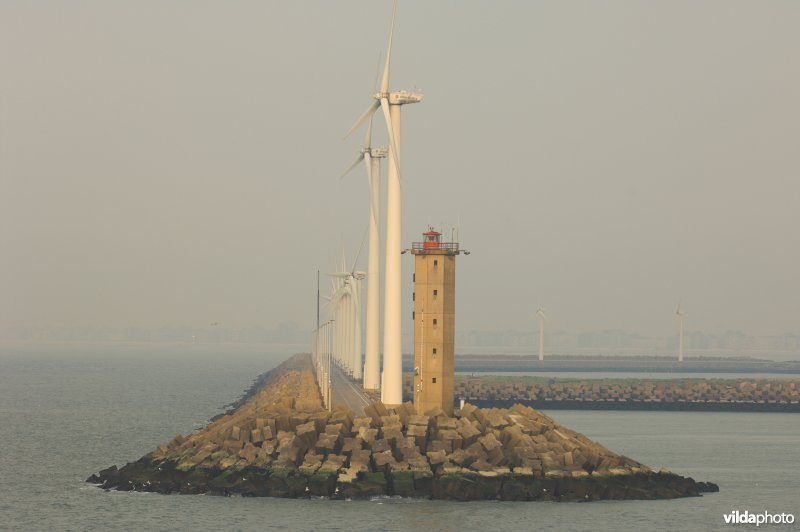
left=422, top=227, right=441, bottom=249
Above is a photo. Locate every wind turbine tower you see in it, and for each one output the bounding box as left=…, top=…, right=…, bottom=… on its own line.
left=364, top=149, right=387, bottom=389
left=676, top=303, right=685, bottom=362
left=347, top=0, right=422, bottom=405
left=537, top=307, right=547, bottom=362
left=343, top=122, right=388, bottom=390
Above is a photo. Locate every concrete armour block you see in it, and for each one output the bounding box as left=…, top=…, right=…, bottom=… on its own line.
left=296, top=421, right=319, bottom=448
left=426, top=450, right=448, bottom=465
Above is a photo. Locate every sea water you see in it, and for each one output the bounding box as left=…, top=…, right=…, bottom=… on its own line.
left=1, top=343, right=797, bottom=531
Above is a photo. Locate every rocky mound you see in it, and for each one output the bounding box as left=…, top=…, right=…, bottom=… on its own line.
left=88, top=354, right=718, bottom=501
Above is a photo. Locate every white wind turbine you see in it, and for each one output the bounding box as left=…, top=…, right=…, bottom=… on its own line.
left=332, top=281, right=354, bottom=375
left=329, top=243, right=367, bottom=380
left=346, top=0, right=422, bottom=405
left=327, top=275, right=350, bottom=373
left=325, top=262, right=345, bottom=371
left=537, top=307, right=548, bottom=361
left=326, top=253, right=349, bottom=371
left=676, top=303, right=685, bottom=362
left=342, top=119, right=387, bottom=390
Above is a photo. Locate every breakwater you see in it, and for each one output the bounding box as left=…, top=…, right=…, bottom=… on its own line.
left=413, top=376, right=800, bottom=412
left=400, top=354, right=800, bottom=374
left=89, top=354, right=717, bottom=501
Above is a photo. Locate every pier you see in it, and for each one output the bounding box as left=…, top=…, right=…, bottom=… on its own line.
left=88, top=353, right=718, bottom=500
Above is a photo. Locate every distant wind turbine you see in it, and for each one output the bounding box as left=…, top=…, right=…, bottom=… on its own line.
left=328, top=240, right=367, bottom=380
left=537, top=307, right=547, bottom=362
left=676, top=303, right=685, bottom=362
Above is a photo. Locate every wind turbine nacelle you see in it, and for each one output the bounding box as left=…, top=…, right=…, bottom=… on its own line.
left=370, top=147, right=388, bottom=158
left=390, top=91, right=423, bottom=104
left=374, top=90, right=424, bottom=105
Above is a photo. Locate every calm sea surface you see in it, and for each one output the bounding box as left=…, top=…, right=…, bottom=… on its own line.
left=1, top=343, right=798, bottom=531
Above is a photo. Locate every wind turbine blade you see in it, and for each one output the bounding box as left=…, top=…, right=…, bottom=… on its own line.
left=363, top=150, right=372, bottom=182
left=364, top=152, right=379, bottom=228
left=363, top=116, right=373, bottom=150
left=381, top=0, right=397, bottom=94
left=345, top=101, right=380, bottom=139
left=373, top=51, right=382, bottom=92
left=351, top=229, right=367, bottom=273
left=327, top=286, right=346, bottom=308
left=341, top=153, right=364, bottom=179
left=381, top=97, right=401, bottom=179
left=333, top=260, right=341, bottom=289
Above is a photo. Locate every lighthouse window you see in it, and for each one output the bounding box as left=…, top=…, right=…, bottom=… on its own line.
left=432, top=377, right=437, bottom=384
left=412, top=311, right=415, bottom=320
left=434, top=260, right=438, bottom=268
left=412, top=292, right=415, bottom=301
left=433, top=319, right=437, bottom=326
left=433, top=289, right=438, bottom=300
left=432, top=348, right=437, bottom=355
left=413, top=273, right=415, bottom=282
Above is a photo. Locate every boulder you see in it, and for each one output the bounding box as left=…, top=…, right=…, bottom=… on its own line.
left=369, top=438, right=390, bottom=453
left=295, top=421, right=319, bottom=449
left=382, top=426, right=404, bottom=446
left=407, top=414, right=430, bottom=427
left=428, top=439, right=452, bottom=454
left=336, top=471, right=386, bottom=499
left=318, top=455, right=346, bottom=475
left=372, top=450, right=398, bottom=472
left=372, top=401, right=390, bottom=417
left=380, top=414, right=402, bottom=428
left=352, top=417, right=373, bottom=432
left=426, top=450, right=448, bottom=465
left=340, top=437, right=363, bottom=456
left=424, top=406, right=446, bottom=419
left=437, top=429, right=463, bottom=450
left=349, top=448, right=372, bottom=465
left=308, top=472, right=336, bottom=497
left=406, top=423, right=429, bottom=450
left=357, top=427, right=378, bottom=444
left=456, top=402, right=478, bottom=419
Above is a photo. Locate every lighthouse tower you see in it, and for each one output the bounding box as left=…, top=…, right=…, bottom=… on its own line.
left=411, top=227, right=465, bottom=415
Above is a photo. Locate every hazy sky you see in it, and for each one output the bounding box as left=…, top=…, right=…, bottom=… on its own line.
left=2, top=1, right=798, bottom=339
